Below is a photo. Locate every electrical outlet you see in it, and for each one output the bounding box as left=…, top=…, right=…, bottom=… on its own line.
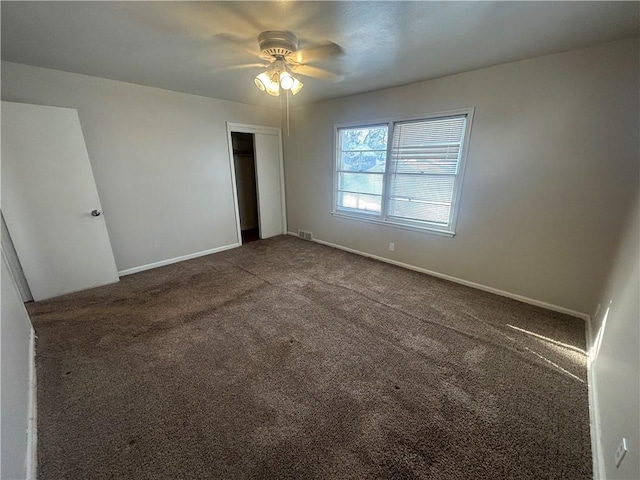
left=615, top=437, right=627, bottom=468
left=298, top=230, right=313, bottom=241
left=389, top=242, right=395, bottom=252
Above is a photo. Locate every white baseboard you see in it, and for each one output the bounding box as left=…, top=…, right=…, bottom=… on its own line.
left=287, top=231, right=589, bottom=321
left=25, top=328, right=37, bottom=480
left=586, top=318, right=604, bottom=480
left=117, top=243, right=240, bottom=277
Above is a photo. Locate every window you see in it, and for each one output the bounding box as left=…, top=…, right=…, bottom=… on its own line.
left=334, top=109, right=473, bottom=236
left=336, top=125, right=388, bottom=214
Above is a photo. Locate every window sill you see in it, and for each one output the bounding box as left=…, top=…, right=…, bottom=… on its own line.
left=330, top=211, right=456, bottom=238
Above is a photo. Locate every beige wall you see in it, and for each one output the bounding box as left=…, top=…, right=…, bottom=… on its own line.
left=283, top=38, right=639, bottom=315
left=590, top=189, right=639, bottom=479
left=1, top=62, right=280, bottom=273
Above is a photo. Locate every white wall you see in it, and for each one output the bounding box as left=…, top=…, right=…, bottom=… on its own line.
left=1, top=62, right=281, bottom=273
left=283, top=38, right=639, bottom=315
left=1, top=247, right=36, bottom=480
left=590, top=189, right=639, bottom=479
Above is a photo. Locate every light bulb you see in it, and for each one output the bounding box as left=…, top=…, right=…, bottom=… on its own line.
left=280, top=71, right=294, bottom=90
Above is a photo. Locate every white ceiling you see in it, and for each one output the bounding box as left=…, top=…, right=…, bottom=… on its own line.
left=2, top=1, right=638, bottom=107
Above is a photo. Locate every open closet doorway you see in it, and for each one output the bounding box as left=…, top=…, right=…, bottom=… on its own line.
left=231, top=132, right=260, bottom=243
left=227, top=123, right=287, bottom=245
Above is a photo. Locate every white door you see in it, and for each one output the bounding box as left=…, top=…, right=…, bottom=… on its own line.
left=1, top=101, right=119, bottom=301
left=254, top=132, right=285, bottom=239
left=227, top=123, right=286, bottom=242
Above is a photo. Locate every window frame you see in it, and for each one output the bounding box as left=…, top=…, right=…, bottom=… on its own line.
left=332, top=107, right=474, bottom=237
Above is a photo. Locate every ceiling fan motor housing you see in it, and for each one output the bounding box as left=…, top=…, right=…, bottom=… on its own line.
left=258, top=31, right=298, bottom=57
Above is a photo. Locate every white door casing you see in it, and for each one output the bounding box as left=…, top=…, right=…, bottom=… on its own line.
left=226, top=123, right=286, bottom=242
left=1, top=101, right=119, bottom=301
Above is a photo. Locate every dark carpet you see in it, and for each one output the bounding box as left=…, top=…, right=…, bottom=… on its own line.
left=28, top=235, right=592, bottom=479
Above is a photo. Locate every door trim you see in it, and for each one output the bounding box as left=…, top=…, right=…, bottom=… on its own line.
left=226, top=123, right=287, bottom=244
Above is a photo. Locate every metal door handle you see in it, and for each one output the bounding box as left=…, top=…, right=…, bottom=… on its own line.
left=91, top=210, right=102, bottom=217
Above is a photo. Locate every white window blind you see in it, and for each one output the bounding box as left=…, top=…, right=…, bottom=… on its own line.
left=387, top=116, right=467, bottom=227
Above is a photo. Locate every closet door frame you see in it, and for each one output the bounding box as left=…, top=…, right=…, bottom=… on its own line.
left=226, top=123, right=287, bottom=243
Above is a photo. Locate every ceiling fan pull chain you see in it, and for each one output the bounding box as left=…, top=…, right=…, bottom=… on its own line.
left=286, top=89, right=290, bottom=137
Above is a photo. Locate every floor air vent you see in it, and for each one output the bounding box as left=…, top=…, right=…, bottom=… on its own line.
left=298, top=230, right=313, bottom=241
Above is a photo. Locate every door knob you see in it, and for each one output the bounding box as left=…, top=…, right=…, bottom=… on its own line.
left=91, top=210, right=102, bottom=217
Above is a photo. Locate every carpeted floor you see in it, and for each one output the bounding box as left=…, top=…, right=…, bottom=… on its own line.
left=28, top=235, right=592, bottom=479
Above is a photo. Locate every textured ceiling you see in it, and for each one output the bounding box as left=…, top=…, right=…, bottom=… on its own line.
left=2, top=1, right=638, bottom=107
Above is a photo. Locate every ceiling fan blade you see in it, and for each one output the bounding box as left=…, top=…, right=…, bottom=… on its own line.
left=210, top=33, right=271, bottom=62
left=291, top=65, right=344, bottom=82
left=210, top=62, right=269, bottom=73
left=216, top=1, right=267, bottom=33
left=287, top=41, right=344, bottom=65
left=212, top=33, right=255, bottom=50
left=120, top=3, right=258, bottom=42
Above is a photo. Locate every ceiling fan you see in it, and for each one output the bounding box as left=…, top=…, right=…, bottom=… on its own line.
left=231, top=30, right=344, bottom=97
